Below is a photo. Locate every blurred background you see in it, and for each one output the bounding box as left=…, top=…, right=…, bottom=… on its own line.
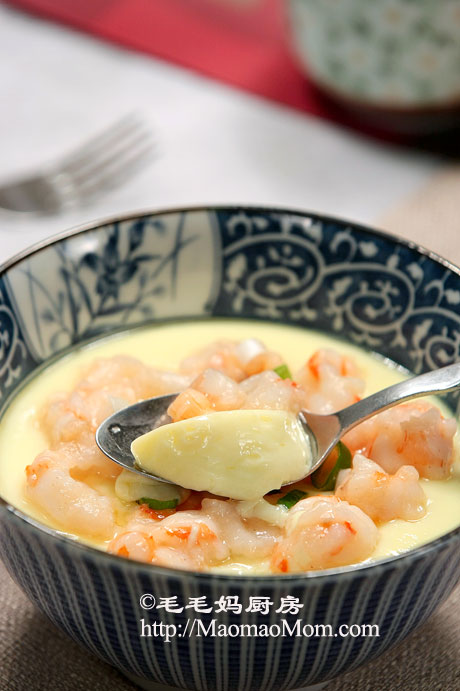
left=1, top=0, right=459, bottom=267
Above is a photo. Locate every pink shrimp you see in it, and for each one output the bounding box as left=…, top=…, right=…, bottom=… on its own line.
left=179, top=340, right=247, bottom=381
left=344, top=402, right=457, bottom=480
left=168, top=368, right=309, bottom=421
left=79, top=355, right=190, bottom=401
left=168, top=388, right=214, bottom=422
left=190, top=369, right=246, bottom=411
left=108, top=511, right=228, bottom=570
left=335, top=454, right=427, bottom=523
left=271, top=496, right=378, bottom=573
left=295, top=348, right=365, bottom=413
left=168, top=369, right=245, bottom=421
left=178, top=338, right=286, bottom=380
left=240, top=370, right=309, bottom=413
left=244, top=351, right=284, bottom=377
left=202, top=498, right=281, bottom=560
left=41, top=355, right=191, bottom=473
left=42, top=355, right=189, bottom=443
left=109, top=531, right=157, bottom=563
left=25, top=446, right=116, bottom=539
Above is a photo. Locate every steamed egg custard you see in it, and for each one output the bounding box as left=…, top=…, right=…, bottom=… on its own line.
left=131, top=410, right=312, bottom=500
left=0, top=319, right=459, bottom=575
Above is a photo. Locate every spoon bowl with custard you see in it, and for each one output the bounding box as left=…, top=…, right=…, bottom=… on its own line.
left=96, top=362, right=460, bottom=500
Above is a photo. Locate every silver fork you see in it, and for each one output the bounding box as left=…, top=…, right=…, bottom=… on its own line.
left=0, top=115, right=154, bottom=214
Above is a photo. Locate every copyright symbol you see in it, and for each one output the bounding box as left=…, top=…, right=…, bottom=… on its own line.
left=139, top=593, right=156, bottom=610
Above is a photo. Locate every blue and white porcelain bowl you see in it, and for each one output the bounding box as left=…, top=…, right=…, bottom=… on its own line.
left=0, top=206, right=459, bottom=691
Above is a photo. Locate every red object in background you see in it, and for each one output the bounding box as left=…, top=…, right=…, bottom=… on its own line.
left=9, top=0, right=456, bottom=143
left=3, top=0, right=335, bottom=119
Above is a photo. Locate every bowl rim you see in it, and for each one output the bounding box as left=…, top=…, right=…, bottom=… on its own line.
left=1, top=203, right=459, bottom=583
left=1, top=203, right=460, bottom=278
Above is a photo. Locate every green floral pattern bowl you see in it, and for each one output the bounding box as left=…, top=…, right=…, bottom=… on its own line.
left=287, top=0, right=460, bottom=126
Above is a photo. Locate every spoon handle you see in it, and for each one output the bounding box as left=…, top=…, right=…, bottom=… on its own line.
left=337, top=361, right=460, bottom=434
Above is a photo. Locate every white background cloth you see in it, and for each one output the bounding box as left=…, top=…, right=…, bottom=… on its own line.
left=0, top=5, right=441, bottom=265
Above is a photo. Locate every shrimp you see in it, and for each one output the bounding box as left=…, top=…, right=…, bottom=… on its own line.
left=240, top=371, right=309, bottom=413
left=168, top=388, right=214, bottom=422
left=108, top=531, right=157, bottom=563
left=295, top=348, right=365, bottom=413
left=335, top=454, right=427, bottom=523
left=42, top=355, right=190, bottom=473
left=40, top=392, right=121, bottom=480
left=42, top=392, right=89, bottom=447
left=191, top=369, right=246, bottom=410
left=25, top=446, right=116, bottom=539
left=202, top=498, right=281, bottom=560
left=79, top=355, right=190, bottom=401
left=271, top=496, right=378, bottom=573
left=109, top=510, right=228, bottom=570
left=179, top=340, right=247, bottom=381
left=168, top=368, right=309, bottom=421
left=168, top=369, right=246, bottom=421
left=179, top=338, right=286, bottom=381
left=244, top=351, right=284, bottom=377
left=41, top=355, right=189, bottom=444
left=42, top=393, right=119, bottom=477
left=344, top=402, right=457, bottom=480
left=43, top=355, right=189, bottom=443
left=235, top=338, right=283, bottom=376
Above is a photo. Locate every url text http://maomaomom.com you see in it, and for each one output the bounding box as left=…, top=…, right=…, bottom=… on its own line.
left=138, top=593, right=380, bottom=643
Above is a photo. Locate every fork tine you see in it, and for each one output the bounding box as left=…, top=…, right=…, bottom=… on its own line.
left=68, top=126, right=154, bottom=188
left=70, top=139, right=155, bottom=203
left=67, top=123, right=153, bottom=182
left=58, top=113, right=144, bottom=174
left=0, top=114, right=154, bottom=214
left=77, top=147, right=154, bottom=204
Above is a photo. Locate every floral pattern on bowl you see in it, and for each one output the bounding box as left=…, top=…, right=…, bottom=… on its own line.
left=288, top=0, right=460, bottom=107
left=1, top=210, right=218, bottom=371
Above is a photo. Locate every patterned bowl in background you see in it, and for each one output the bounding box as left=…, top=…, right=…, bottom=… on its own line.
left=0, top=206, right=459, bottom=691
left=286, top=0, right=460, bottom=132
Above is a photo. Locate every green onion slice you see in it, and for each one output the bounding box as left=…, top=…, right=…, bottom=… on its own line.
left=137, top=497, right=178, bottom=510
left=273, top=364, right=292, bottom=379
left=311, top=441, right=352, bottom=491
left=276, top=488, right=307, bottom=509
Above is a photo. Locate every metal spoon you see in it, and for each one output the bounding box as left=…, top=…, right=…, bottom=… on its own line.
left=96, top=362, right=460, bottom=485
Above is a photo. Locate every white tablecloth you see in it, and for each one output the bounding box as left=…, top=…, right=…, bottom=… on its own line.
left=0, top=5, right=440, bottom=265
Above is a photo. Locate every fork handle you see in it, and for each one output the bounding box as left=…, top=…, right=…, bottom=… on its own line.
left=337, top=361, right=460, bottom=434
